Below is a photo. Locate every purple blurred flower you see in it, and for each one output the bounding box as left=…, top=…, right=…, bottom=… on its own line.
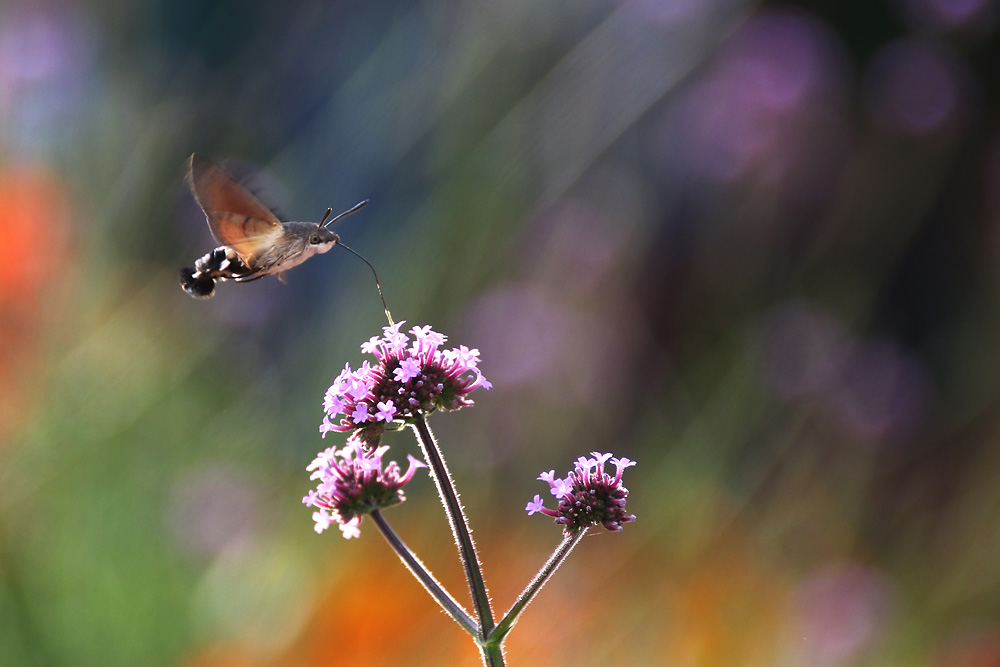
left=790, top=563, right=895, bottom=662
left=320, top=322, right=492, bottom=447
left=863, top=38, right=968, bottom=136
left=897, top=0, right=997, bottom=33
left=303, top=438, right=425, bottom=538
left=527, top=452, right=636, bottom=536
left=659, top=9, right=850, bottom=202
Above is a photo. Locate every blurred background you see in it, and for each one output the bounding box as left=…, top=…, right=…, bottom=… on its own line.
left=2, top=0, right=1000, bottom=664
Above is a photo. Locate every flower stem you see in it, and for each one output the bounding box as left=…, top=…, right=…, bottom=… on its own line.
left=489, top=529, right=588, bottom=644
left=370, top=509, right=477, bottom=636
left=410, top=417, right=496, bottom=639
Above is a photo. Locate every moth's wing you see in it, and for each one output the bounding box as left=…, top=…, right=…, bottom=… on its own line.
left=187, top=154, right=283, bottom=264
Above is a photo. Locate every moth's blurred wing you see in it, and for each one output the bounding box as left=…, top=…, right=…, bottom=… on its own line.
left=187, top=153, right=283, bottom=264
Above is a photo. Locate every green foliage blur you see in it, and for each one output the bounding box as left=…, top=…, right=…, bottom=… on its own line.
left=3, top=0, right=1000, bottom=664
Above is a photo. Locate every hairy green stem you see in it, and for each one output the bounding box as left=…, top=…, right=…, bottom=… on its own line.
left=370, top=509, right=476, bottom=635
left=490, top=529, right=587, bottom=643
left=411, top=416, right=500, bottom=665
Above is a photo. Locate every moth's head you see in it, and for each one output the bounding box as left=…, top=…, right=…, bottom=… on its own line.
left=305, top=225, right=340, bottom=255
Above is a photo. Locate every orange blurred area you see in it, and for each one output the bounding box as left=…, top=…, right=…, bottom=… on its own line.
left=178, top=519, right=805, bottom=665
left=280, top=547, right=477, bottom=666
left=0, top=161, right=72, bottom=443
left=179, top=540, right=478, bottom=667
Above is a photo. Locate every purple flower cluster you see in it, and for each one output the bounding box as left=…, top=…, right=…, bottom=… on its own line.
left=320, top=322, right=492, bottom=447
left=526, top=452, right=637, bottom=536
left=303, top=438, right=425, bottom=538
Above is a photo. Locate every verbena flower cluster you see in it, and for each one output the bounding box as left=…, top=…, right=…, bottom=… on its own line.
left=320, top=322, right=492, bottom=447
left=526, top=452, right=637, bottom=536
left=303, top=438, right=425, bottom=538
left=301, top=317, right=640, bottom=663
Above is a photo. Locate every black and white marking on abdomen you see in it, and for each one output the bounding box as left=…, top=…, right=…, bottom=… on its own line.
left=180, top=247, right=253, bottom=299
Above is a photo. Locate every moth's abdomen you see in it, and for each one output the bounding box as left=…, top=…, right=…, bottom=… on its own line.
left=180, top=247, right=252, bottom=299
left=179, top=266, right=217, bottom=298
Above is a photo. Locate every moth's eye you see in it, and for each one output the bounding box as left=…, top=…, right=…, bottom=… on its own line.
left=309, top=234, right=321, bottom=245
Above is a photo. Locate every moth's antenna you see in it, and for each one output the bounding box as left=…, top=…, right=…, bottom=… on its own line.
left=323, top=200, right=369, bottom=228
left=337, top=242, right=393, bottom=326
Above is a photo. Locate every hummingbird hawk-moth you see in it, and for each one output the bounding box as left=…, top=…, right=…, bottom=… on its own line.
left=180, top=153, right=368, bottom=299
